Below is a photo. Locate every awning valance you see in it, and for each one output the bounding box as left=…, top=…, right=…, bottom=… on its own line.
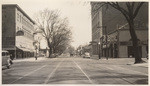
left=16, top=46, right=34, bottom=52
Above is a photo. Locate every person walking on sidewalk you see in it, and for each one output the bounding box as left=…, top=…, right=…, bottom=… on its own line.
left=146, top=54, right=148, bottom=60
left=35, top=52, right=38, bottom=60
left=35, top=55, right=37, bottom=60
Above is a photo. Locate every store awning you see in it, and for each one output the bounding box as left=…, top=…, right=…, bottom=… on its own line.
left=16, top=46, right=34, bottom=52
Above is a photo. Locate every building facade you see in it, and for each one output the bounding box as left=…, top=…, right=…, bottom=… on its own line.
left=2, top=4, right=35, bottom=59
left=101, top=24, right=148, bottom=58
left=90, top=2, right=103, bottom=59
left=91, top=2, right=148, bottom=58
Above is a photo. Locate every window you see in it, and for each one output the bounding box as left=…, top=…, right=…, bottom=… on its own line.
left=22, top=17, right=24, bottom=23
left=2, top=7, right=6, bottom=9
left=20, top=15, right=21, bottom=23
left=16, top=31, right=24, bottom=36
left=17, top=27, right=19, bottom=31
left=2, top=52, right=5, bottom=56
left=17, top=13, right=19, bottom=21
left=6, top=52, right=9, bottom=56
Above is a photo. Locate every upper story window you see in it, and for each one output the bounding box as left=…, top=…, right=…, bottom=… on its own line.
left=20, top=15, right=21, bottom=23
left=17, top=13, right=19, bottom=22
left=17, top=27, right=19, bottom=31
left=16, top=30, right=24, bottom=36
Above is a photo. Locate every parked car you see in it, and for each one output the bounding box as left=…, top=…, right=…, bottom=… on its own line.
left=2, top=50, right=12, bottom=69
left=83, top=52, right=90, bottom=58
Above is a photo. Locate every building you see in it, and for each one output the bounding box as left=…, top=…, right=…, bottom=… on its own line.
left=2, top=4, right=35, bottom=59
left=91, top=2, right=148, bottom=59
left=90, top=2, right=103, bottom=59
left=101, top=24, right=148, bottom=58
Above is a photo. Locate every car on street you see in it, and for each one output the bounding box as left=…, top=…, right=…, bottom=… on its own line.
left=2, top=50, right=12, bottom=69
left=83, top=52, right=90, bottom=58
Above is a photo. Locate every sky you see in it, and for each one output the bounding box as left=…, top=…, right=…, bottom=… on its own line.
left=1, top=0, right=92, bottom=48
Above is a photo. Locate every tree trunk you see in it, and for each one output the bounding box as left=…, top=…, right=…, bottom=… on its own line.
left=49, top=46, right=52, bottom=57
left=128, top=19, right=144, bottom=64
left=47, top=39, right=53, bottom=58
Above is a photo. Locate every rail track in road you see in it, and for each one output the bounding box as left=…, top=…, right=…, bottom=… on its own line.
left=2, top=57, right=148, bottom=84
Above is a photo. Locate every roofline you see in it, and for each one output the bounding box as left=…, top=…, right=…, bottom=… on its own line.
left=2, top=4, right=35, bottom=24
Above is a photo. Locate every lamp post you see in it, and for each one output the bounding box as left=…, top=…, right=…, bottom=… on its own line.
left=97, top=26, right=108, bottom=60
left=34, top=43, right=38, bottom=60
left=104, top=26, right=108, bottom=60
left=98, top=42, right=101, bottom=59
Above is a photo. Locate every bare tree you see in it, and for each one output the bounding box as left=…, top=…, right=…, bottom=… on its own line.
left=52, top=18, right=72, bottom=54
left=34, top=9, right=72, bottom=57
left=91, top=2, right=147, bottom=63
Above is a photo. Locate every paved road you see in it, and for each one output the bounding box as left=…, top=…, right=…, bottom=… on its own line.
left=2, top=56, right=148, bottom=84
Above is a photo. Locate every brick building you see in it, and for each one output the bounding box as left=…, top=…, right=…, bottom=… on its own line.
left=90, top=2, right=148, bottom=59
left=2, top=4, right=35, bottom=59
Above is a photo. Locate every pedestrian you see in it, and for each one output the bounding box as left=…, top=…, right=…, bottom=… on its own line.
left=9, top=59, right=13, bottom=65
left=35, top=55, right=37, bottom=60
left=9, top=54, right=13, bottom=64
left=10, top=54, right=13, bottom=60
left=146, top=54, right=148, bottom=60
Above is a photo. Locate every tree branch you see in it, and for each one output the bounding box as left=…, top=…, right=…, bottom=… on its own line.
left=107, top=2, right=130, bottom=22
left=133, top=2, right=144, bottom=19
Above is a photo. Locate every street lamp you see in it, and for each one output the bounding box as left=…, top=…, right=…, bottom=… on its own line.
left=98, top=42, right=101, bottom=59
left=34, top=43, right=38, bottom=60
left=97, top=26, right=108, bottom=60
left=105, top=27, right=108, bottom=60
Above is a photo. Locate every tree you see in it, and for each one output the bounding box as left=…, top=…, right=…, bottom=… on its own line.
left=92, top=2, right=147, bottom=63
left=34, top=9, right=72, bottom=57
left=65, top=45, right=75, bottom=55
left=52, top=18, right=72, bottom=54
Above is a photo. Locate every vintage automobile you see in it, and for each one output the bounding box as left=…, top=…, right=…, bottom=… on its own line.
left=2, top=50, right=12, bottom=69
left=83, top=52, right=90, bottom=58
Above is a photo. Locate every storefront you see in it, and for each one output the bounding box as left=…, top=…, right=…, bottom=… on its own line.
left=16, top=47, right=34, bottom=58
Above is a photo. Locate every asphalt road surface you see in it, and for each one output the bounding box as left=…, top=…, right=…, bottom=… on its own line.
left=2, top=56, right=148, bottom=85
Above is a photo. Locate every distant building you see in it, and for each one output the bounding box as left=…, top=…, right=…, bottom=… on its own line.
left=2, top=4, right=35, bottom=59
left=91, top=2, right=148, bottom=59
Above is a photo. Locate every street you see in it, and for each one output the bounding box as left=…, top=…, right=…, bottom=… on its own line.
left=2, top=55, right=148, bottom=84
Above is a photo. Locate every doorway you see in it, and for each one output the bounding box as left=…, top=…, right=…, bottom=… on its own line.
left=128, top=46, right=142, bottom=58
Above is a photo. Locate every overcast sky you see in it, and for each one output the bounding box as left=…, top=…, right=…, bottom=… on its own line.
left=2, top=0, right=92, bottom=48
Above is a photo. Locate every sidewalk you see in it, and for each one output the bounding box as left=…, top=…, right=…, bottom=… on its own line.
left=97, top=57, right=148, bottom=68
left=13, top=56, right=48, bottom=62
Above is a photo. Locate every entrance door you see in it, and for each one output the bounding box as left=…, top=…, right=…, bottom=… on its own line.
left=128, top=46, right=142, bottom=58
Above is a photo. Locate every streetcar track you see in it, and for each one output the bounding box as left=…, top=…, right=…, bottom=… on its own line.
left=4, top=57, right=148, bottom=84
left=9, top=58, right=59, bottom=84
left=10, top=65, right=47, bottom=84
left=84, top=63, right=134, bottom=84
left=73, top=59, right=93, bottom=84
left=44, top=58, right=64, bottom=84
